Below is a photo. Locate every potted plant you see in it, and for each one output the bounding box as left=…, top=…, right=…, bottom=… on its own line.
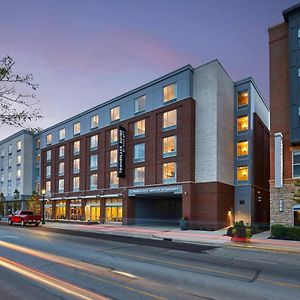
left=230, top=221, right=251, bottom=243
left=179, top=217, right=189, bottom=230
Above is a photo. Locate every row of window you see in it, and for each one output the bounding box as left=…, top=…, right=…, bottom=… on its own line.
left=0, top=141, right=22, bottom=158
left=0, top=155, right=22, bottom=170
left=42, top=84, right=177, bottom=146
left=0, top=179, right=21, bottom=196
left=46, top=162, right=177, bottom=193
left=0, top=169, right=22, bottom=183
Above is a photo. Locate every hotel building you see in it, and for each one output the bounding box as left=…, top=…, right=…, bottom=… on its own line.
left=269, top=4, right=300, bottom=227
left=0, top=60, right=270, bottom=229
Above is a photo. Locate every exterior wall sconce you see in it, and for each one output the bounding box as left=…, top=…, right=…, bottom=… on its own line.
left=279, top=199, right=284, bottom=212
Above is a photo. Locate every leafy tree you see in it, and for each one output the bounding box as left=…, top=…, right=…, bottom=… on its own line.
left=26, top=191, right=40, bottom=214
left=292, top=180, right=300, bottom=204
left=0, top=56, right=42, bottom=128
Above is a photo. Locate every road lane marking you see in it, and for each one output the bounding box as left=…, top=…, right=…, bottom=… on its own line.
left=112, top=270, right=139, bottom=279
left=0, top=257, right=108, bottom=300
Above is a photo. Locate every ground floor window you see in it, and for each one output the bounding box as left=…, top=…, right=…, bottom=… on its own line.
left=106, top=198, right=122, bottom=222
left=45, top=204, right=52, bottom=219
left=294, top=210, right=300, bottom=227
left=56, top=201, right=66, bottom=219
left=85, top=200, right=101, bottom=222
left=70, top=200, right=82, bottom=220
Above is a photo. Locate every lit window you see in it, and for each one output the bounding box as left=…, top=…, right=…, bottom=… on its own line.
left=134, top=119, right=145, bottom=138
left=36, top=153, right=41, bottom=164
left=59, top=128, right=66, bottom=141
left=36, top=139, right=40, bottom=149
left=7, top=182, right=11, bottom=195
left=16, top=140, right=21, bottom=151
left=58, top=179, right=64, bottom=193
left=237, top=141, right=248, bottom=157
left=0, top=148, right=4, bottom=157
left=298, top=28, right=300, bottom=47
left=90, top=135, right=98, bottom=150
left=91, top=114, right=99, bottom=129
left=237, top=116, right=248, bottom=133
left=163, top=83, right=177, bottom=102
left=133, top=167, right=145, bottom=186
left=8, top=144, right=12, bottom=154
left=238, top=91, right=248, bottom=108
left=163, top=136, right=177, bottom=158
left=16, top=169, right=21, bottom=179
left=110, top=149, right=118, bottom=167
left=90, top=155, right=98, bottom=171
left=163, top=109, right=177, bottom=130
left=0, top=174, right=4, bottom=182
left=110, top=106, right=120, bottom=122
left=163, top=162, right=176, bottom=183
left=73, top=176, right=80, bottom=191
left=46, top=150, right=51, bottom=162
left=8, top=157, right=12, bottom=168
left=46, top=165, right=51, bottom=178
left=73, top=158, right=80, bottom=174
left=46, top=181, right=51, bottom=193
left=135, top=96, right=146, bottom=113
left=8, top=171, right=11, bottom=181
left=110, top=128, right=118, bottom=145
left=46, top=134, right=52, bottom=145
left=73, top=122, right=80, bottom=135
left=237, top=166, right=248, bottom=183
left=58, top=162, right=64, bottom=176
left=293, top=151, right=300, bottom=178
left=134, top=143, right=145, bottom=163
left=110, top=171, right=119, bottom=188
left=59, top=146, right=65, bottom=158
left=16, top=155, right=21, bottom=165
left=90, top=174, right=98, bottom=190
left=73, top=141, right=80, bottom=155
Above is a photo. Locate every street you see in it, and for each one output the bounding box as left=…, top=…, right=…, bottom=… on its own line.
left=0, top=225, right=299, bottom=300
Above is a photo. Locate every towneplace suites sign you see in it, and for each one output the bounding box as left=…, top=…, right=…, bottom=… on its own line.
left=117, top=126, right=126, bottom=178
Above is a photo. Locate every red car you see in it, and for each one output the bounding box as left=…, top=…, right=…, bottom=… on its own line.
left=8, top=210, right=41, bottom=227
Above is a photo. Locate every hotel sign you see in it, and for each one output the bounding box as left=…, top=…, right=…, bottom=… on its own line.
left=128, top=185, right=182, bottom=196
left=117, top=126, right=126, bottom=178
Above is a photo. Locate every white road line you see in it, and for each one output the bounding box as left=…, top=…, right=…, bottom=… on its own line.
left=112, top=270, right=139, bottom=279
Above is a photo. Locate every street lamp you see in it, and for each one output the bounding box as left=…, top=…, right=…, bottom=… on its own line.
left=41, top=189, right=46, bottom=225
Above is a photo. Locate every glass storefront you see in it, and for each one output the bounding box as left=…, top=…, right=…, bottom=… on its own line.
left=56, top=201, right=66, bottom=219
left=85, top=200, right=101, bottom=222
left=106, top=198, right=122, bottom=222
left=70, top=200, right=82, bottom=220
left=45, top=204, right=52, bottom=219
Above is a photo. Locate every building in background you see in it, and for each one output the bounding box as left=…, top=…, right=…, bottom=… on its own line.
left=269, top=4, right=300, bottom=227
left=0, top=60, right=270, bottom=229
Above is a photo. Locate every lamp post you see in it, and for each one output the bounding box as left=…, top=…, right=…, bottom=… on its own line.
left=41, top=189, right=46, bottom=225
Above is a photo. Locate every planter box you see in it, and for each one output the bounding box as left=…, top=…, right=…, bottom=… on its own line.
left=179, top=219, right=188, bottom=231
left=231, top=236, right=250, bottom=243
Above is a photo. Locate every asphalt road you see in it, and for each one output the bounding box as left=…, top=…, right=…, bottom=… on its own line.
left=0, top=225, right=299, bottom=300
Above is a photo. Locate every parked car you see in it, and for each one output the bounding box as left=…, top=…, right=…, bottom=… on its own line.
left=8, top=210, right=41, bottom=227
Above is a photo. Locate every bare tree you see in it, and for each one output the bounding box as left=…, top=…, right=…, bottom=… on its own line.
left=0, top=55, right=42, bottom=128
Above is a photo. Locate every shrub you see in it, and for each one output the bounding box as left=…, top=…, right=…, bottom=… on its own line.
left=271, top=224, right=300, bottom=241
left=271, top=224, right=287, bottom=238
left=227, top=226, right=233, bottom=237
left=231, top=220, right=251, bottom=238
left=285, top=227, right=300, bottom=241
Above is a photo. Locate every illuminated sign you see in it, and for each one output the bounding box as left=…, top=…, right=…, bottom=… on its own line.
left=128, top=185, right=182, bottom=196
left=117, top=126, right=126, bottom=178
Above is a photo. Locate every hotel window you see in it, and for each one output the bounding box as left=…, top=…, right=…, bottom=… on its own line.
left=237, top=116, right=248, bottom=133
left=59, top=145, right=65, bottom=158
left=298, top=28, right=300, bottom=47
left=58, top=162, right=64, bottom=176
left=58, top=179, right=64, bottom=193
left=73, top=176, right=80, bottom=191
left=46, top=181, right=51, bottom=193
left=46, top=134, right=52, bottom=145
left=163, top=109, right=177, bottom=130
left=7, top=182, right=11, bottom=195
left=90, top=135, right=98, bottom=150
left=237, top=166, right=248, bottom=183
left=8, top=171, right=12, bottom=181
left=16, top=154, right=21, bottom=165
left=133, top=167, right=145, bottom=186
left=59, top=128, right=65, bottom=141
left=36, top=153, right=41, bottom=164
left=0, top=159, right=3, bottom=170
left=34, top=168, right=39, bottom=178
left=162, top=136, right=177, bottom=158
left=163, top=162, right=176, bottom=184
left=73, top=158, right=80, bottom=174
left=110, top=149, right=118, bottom=167
left=110, top=171, right=119, bottom=188
left=90, top=174, right=98, bottom=190
left=134, top=143, right=145, bottom=163
left=110, top=106, right=120, bottom=122
left=237, top=141, right=248, bottom=158
left=16, top=169, right=21, bottom=179
left=293, top=151, right=300, bottom=178
left=0, top=148, right=4, bottom=157
left=16, top=178, right=21, bottom=190
left=110, top=128, right=118, bottom=145
left=46, top=165, right=51, bottom=178
left=134, top=119, right=145, bottom=138
left=73, top=141, right=80, bottom=155
left=8, top=157, right=12, bottom=168
left=163, top=83, right=177, bottom=102
left=90, top=155, right=98, bottom=171
left=73, top=122, right=81, bottom=136
left=298, top=68, right=300, bottom=86
left=16, top=140, right=21, bottom=151
left=135, top=95, right=146, bottom=113
left=91, top=114, right=99, bottom=129
left=46, top=150, right=51, bottom=162
left=35, top=182, right=40, bottom=194
left=237, top=91, right=248, bottom=108
left=0, top=173, right=4, bottom=182
left=36, top=138, right=40, bottom=149
left=8, top=144, right=12, bottom=154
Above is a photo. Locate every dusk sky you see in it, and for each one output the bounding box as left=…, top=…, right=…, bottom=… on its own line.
left=0, top=0, right=298, bottom=139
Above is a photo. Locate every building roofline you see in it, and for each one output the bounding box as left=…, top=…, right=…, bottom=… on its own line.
left=268, top=22, right=286, bottom=32
left=234, top=77, right=269, bottom=111
left=0, top=129, right=33, bottom=145
left=283, top=3, right=300, bottom=22
left=37, top=64, right=194, bottom=135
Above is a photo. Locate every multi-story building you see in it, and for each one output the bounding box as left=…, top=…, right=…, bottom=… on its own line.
left=0, top=59, right=270, bottom=229
left=0, top=130, right=34, bottom=212
left=269, top=4, right=300, bottom=227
